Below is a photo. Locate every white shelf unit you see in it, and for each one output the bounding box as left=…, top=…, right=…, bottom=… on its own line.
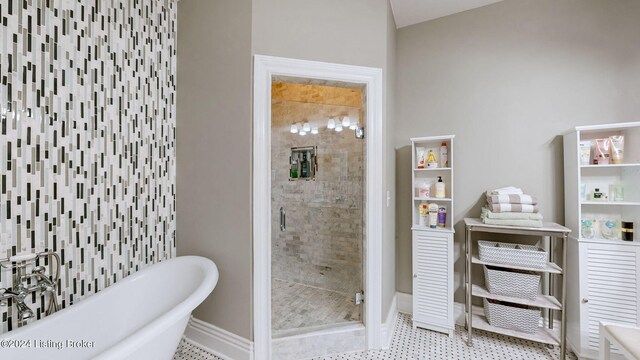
left=563, top=122, right=640, bottom=360
left=464, top=218, right=571, bottom=360
left=410, top=136, right=455, bottom=231
left=410, top=135, right=455, bottom=337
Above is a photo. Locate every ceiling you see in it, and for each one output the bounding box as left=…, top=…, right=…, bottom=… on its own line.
left=390, top=0, right=505, bottom=28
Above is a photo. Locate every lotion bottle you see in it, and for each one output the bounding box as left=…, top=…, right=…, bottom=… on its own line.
left=435, top=176, right=445, bottom=198
left=440, top=142, right=448, bottom=168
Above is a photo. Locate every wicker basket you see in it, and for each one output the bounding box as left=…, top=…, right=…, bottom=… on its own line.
left=484, top=265, right=540, bottom=300
left=483, top=298, right=540, bottom=334
left=478, top=240, right=547, bottom=268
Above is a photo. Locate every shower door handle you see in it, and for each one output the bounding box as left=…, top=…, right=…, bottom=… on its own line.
left=280, top=207, right=286, bottom=231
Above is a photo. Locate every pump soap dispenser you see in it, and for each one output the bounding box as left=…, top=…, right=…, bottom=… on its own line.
left=435, top=176, right=445, bottom=198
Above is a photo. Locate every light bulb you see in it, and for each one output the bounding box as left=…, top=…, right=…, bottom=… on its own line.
left=341, top=116, right=350, bottom=127
left=290, top=124, right=298, bottom=133
left=327, top=118, right=336, bottom=129
left=302, top=122, right=311, bottom=132
left=311, top=127, right=318, bottom=135
left=335, top=124, right=343, bottom=132
left=299, top=131, right=307, bottom=136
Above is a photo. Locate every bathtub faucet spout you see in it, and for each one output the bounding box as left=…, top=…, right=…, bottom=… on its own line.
left=0, top=288, right=34, bottom=320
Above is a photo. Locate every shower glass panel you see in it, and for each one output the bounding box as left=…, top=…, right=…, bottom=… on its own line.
left=270, top=80, right=365, bottom=337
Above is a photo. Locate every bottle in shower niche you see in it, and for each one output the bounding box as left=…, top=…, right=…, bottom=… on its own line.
left=435, top=176, right=446, bottom=198
left=290, top=156, right=299, bottom=179
left=301, top=153, right=310, bottom=178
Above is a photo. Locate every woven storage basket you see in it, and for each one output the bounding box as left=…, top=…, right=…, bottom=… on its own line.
left=478, top=240, right=547, bottom=268
left=483, top=298, right=540, bottom=334
left=484, top=265, right=540, bottom=300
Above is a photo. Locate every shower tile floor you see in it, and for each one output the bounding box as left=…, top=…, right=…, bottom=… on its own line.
left=174, top=313, right=579, bottom=360
left=272, top=278, right=360, bottom=336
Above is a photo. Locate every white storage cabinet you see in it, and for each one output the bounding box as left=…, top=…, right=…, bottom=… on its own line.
left=563, top=122, right=640, bottom=359
left=410, top=136, right=455, bottom=336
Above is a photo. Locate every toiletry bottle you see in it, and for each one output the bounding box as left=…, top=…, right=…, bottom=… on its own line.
left=435, top=176, right=445, bottom=198
left=419, top=203, right=428, bottom=226
left=428, top=203, right=438, bottom=228
left=290, top=156, right=298, bottom=179
left=622, top=221, right=634, bottom=241
left=426, top=150, right=438, bottom=168
left=440, top=142, right=448, bottom=168
left=301, top=153, right=309, bottom=178
left=437, top=206, right=447, bottom=228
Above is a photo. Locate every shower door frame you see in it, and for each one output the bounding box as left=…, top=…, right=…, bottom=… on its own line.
left=252, top=54, right=383, bottom=360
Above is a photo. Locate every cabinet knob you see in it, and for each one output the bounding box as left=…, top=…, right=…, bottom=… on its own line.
left=582, top=298, right=589, bottom=303
left=413, top=274, right=418, bottom=278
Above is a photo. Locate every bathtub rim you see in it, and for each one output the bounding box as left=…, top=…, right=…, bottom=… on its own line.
left=0, top=255, right=219, bottom=358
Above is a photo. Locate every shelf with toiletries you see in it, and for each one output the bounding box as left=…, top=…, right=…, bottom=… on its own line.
left=289, top=146, right=317, bottom=181
left=414, top=167, right=452, bottom=172
left=580, top=163, right=640, bottom=168
left=410, top=135, right=456, bottom=337
left=581, top=201, right=640, bottom=206
left=409, top=133, right=455, bottom=230
left=564, top=122, right=640, bottom=360
left=564, top=122, right=640, bottom=245
left=414, top=197, right=452, bottom=202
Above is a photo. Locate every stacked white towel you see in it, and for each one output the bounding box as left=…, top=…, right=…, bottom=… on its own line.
left=481, top=187, right=543, bottom=227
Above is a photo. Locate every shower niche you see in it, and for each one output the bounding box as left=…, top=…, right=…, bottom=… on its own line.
left=289, top=146, right=317, bottom=180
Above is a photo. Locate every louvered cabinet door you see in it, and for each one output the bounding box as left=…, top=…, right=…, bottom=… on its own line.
left=583, top=243, right=640, bottom=356
left=412, top=230, right=454, bottom=336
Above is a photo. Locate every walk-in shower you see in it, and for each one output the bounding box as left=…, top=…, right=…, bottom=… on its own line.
left=270, top=80, right=365, bottom=337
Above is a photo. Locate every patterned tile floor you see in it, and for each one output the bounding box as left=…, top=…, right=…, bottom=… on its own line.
left=174, top=313, right=579, bottom=360
left=272, top=278, right=360, bottom=336
left=173, top=339, right=223, bottom=360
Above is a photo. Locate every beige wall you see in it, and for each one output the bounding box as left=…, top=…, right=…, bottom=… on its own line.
left=395, top=0, right=640, bottom=299
left=252, top=0, right=398, bottom=320
left=178, top=0, right=396, bottom=341
left=177, top=0, right=253, bottom=339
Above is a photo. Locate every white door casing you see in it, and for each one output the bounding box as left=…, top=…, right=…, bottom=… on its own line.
left=252, top=55, right=384, bottom=360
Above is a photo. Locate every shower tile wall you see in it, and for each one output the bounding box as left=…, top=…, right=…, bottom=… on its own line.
left=0, top=0, right=177, bottom=333
left=271, top=83, right=364, bottom=297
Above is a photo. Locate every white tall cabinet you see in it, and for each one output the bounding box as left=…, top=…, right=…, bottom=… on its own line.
left=563, top=122, right=640, bottom=359
left=410, top=136, right=455, bottom=336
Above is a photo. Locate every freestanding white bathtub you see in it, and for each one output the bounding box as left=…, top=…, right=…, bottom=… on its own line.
left=0, top=256, right=219, bottom=360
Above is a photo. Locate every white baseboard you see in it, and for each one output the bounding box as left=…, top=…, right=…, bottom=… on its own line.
left=381, top=294, right=398, bottom=349
left=184, top=316, right=254, bottom=360
left=395, top=292, right=466, bottom=326
left=396, top=291, right=413, bottom=315
left=272, top=324, right=365, bottom=359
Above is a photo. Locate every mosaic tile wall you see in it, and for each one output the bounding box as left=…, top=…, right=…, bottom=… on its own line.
left=271, top=83, right=365, bottom=297
left=0, top=0, right=177, bottom=333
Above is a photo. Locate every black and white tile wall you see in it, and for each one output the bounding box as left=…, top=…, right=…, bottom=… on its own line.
left=0, top=0, right=177, bottom=333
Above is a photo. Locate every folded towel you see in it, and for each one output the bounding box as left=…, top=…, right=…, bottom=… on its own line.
left=486, top=194, right=538, bottom=205
left=487, top=203, right=539, bottom=213
left=488, top=187, right=523, bottom=195
left=481, top=217, right=543, bottom=228
left=481, top=207, right=543, bottom=220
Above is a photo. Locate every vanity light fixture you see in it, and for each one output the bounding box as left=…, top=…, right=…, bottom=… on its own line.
left=341, top=116, right=351, bottom=127
left=290, top=124, right=299, bottom=134
left=302, top=122, right=311, bottom=132
left=299, top=130, right=307, bottom=136
left=311, top=127, right=318, bottom=135
left=335, top=124, right=343, bottom=132
left=327, top=118, right=336, bottom=129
